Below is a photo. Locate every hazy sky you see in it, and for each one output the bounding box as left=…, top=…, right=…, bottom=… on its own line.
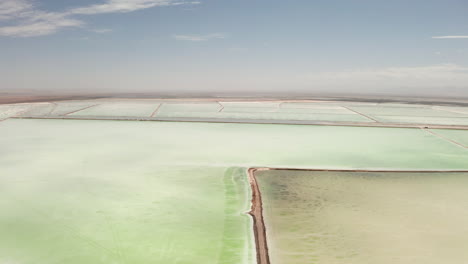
left=1, top=0, right=468, bottom=97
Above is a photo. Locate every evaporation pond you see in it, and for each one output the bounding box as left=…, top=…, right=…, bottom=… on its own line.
left=256, top=170, right=468, bottom=264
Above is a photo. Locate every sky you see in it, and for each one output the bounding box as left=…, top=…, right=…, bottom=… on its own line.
left=1, top=0, right=468, bottom=97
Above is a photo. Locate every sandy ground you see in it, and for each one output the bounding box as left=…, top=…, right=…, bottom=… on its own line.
left=0, top=94, right=106, bottom=104
left=2, top=91, right=468, bottom=105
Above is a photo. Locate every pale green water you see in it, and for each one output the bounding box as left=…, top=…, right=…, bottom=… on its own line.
left=0, top=165, right=254, bottom=264
left=347, top=106, right=468, bottom=117
left=276, top=108, right=354, bottom=115
left=6, top=100, right=468, bottom=126
left=431, top=129, right=468, bottom=146
left=280, top=103, right=349, bottom=109
left=70, top=102, right=159, bottom=117
left=374, top=115, right=468, bottom=126
left=222, top=107, right=279, bottom=113
left=219, top=102, right=281, bottom=108
left=21, top=103, right=55, bottom=116
left=431, top=106, right=468, bottom=115
left=0, top=104, right=32, bottom=119
left=51, top=102, right=99, bottom=116
left=0, top=118, right=467, bottom=263
left=257, top=170, right=468, bottom=264
left=156, top=111, right=372, bottom=122
left=2, top=118, right=466, bottom=169
left=157, top=103, right=221, bottom=113
left=221, top=107, right=354, bottom=115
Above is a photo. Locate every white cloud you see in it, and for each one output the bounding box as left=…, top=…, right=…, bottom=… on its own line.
left=70, top=0, right=194, bottom=15
left=0, top=0, right=33, bottom=20
left=432, top=36, right=468, bottom=39
left=173, top=33, right=225, bottom=41
left=0, top=18, right=82, bottom=37
left=0, top=0, right=199, bottom=37
left=0, top=10, right=83, bottom=37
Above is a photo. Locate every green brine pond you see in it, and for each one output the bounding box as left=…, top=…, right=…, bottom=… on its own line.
left=0, top=118, right=467, bottom=263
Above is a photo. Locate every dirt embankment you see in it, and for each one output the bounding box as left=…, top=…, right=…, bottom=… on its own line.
left=247, top=168, right=270, bottom=264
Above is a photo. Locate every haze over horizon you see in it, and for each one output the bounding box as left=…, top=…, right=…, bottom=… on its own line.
left=1, top=0, right=468, bottom=97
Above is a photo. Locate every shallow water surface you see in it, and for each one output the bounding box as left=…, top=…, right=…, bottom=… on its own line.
left=257, top=170, right=468, bottom=264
